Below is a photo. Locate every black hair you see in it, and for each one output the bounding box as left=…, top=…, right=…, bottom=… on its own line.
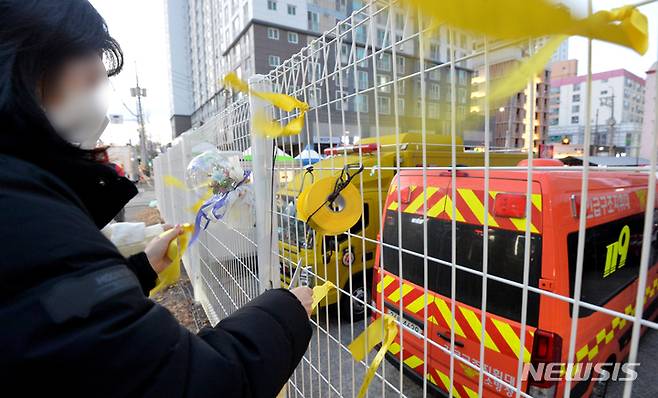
left=0, top=0, right=123, bottom=156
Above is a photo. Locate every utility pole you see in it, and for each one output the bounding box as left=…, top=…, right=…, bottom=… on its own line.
left=599, top=89, right=616, bottom=156
left=504, top=94, right=517, bottom=149
left=593, top=108, right=599, bottom=153
left=131, top=68, right=149, bottom=175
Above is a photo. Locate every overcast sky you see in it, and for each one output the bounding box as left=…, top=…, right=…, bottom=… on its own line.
left=90, top=0, right=657, bottom=146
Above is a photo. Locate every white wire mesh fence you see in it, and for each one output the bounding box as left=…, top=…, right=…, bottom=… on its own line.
left=153, top=1, right=658, bottom=397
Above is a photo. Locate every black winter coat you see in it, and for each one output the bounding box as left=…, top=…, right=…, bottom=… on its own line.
left=0, top=152, right=312, bottom=397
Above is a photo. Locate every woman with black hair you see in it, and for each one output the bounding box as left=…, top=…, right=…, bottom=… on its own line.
left=0, top=1, right=313, bottom=396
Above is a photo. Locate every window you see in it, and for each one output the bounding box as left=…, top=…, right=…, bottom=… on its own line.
left=429, top=69, right=441, bottom=81
left=308, top=11, right=319, bottom=32
left=335, top=90, right=347, bottom=111
left=396, top=57, right=405, bottom=74
left=287, top=4, right=296, bottom=15
left=378, top=75, right=391, bottom=93
left=458, top=69, right=467, bottom=85
left=573, top=83, right=580, bottom=92
left=397, top=98, right=405, bottom=115
left=307, top=62, right=321, bottom=79
left=377, top=29, right=387, bottom=47
left=356, top=47, right=368, bottom=67
left=378, top=96, right=391, bottom=114
left=268, top=55, right=280, bottom=67
left=395, top=12, right=404, bottom=28
left=287, top=32, right=298, bottom=44
left=571, top=115, right=579, bottom=124
left=267, top=0, right=277, bottom=10
left=429, top=83, right=440, bottom=100
left=429, top=43, right=440, bottom=60
left=568, top=214, right=656, bottom=317
left=458, top=87, right=467, bottom=104
left=415, top=100, right=423, bottom=116
left=382, top=211, right=542, bottom=325
left=309, top=88, right=321, bottom=107
left=377, top=53, right=391, bottom=71
left=356, top=94, right=368, bottom=112
left=267, top=27, right=279, bottom=40
left=428, top=102, right=439, bottom=116
left=340, top=70, right=350, bottom=87
left=572, top=105, right=580, bottom=113
left=396, top=80, right=405, bottom=95
left=601, top=90, right=608, bottom=95
left=572, top=94, right=580, bottom=102
left=340, top=44, right=350, bottom=64
left=355, top=26, right=367, bottom=43
left=357, top=71, right=369, bottom=90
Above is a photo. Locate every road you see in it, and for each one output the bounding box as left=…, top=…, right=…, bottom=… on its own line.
left=124, top=185, right=156, bottom=221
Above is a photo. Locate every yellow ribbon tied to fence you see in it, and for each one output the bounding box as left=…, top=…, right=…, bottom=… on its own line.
left=224, top=72, right=309, bottom=138
left=149, top=223, right=194, bottom=297
left=349, top=315, right=399, bottom=398
left=163, top=175, right=213, bottom=214
left=311, top=281, right=336, bottom=310
left=406, top=0, right=648, bottom=103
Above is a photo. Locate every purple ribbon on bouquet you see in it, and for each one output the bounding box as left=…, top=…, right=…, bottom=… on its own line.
left=190, top=171, right=251, bottom=244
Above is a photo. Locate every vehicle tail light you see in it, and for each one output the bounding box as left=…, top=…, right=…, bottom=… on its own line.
left=527, top=329, right=562, bottom=398
left=493, top=193, right=527, bottom=218
left=324, top=143, right=378, bottom=156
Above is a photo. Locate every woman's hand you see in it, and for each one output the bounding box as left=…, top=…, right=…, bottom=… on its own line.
left=144, top=224, right=183, bottom=274
left=290, top=287, right=313, bottom=317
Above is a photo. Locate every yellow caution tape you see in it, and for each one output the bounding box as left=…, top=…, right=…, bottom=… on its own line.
left=311, top=281, right=336, bottom=310
left=348, top=315, right=399, bottom=398
left=296, top=176, right=363, bottom=236
left=406, top=0, right=648, bottom=102
left=224, top=72, right=309, bottom=138
left=149, top=224, right=194, bottom=297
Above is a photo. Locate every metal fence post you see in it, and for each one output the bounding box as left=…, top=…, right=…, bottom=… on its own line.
left=249, top=74, right=280, bottom=293
left=179, top=134, right=203, bottom=301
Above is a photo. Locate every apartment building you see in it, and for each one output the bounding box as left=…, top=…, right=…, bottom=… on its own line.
left=548, top=68, right=645, bottom=156
left=469, top=45, right=551, bottom=151
left=165, top=0, right=474, bottom=141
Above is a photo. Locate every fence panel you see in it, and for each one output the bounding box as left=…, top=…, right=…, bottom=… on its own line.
left=152, top=1, right=658, bottom=397
left=263, top=2, right=658, bottom=398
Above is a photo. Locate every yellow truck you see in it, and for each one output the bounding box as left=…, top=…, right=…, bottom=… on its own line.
left=277, top=133, right=527, bottom=319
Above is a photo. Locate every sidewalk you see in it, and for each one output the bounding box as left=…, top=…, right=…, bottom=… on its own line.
left=124, top=184, right=209, bottom=332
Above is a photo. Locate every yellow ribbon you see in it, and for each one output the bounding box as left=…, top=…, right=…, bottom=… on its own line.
left=163, top=175, right=188, bottom=191
left=224, top=72, right=309, bottom=138
left=311, top=281, right=336, bottom=310
left=163, top=175, right=213, bottom=214
left=149, top=223, right=194, bottom=297
left=348, top=315, right=399, bottom=398
left=407, top=0, right=648, bottom=102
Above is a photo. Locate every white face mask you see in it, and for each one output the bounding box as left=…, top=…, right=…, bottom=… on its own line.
left=46, top=79, right=111, bottom=150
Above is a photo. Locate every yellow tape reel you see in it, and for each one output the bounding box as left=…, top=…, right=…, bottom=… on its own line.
left=297, top=176, right=363, bottom=236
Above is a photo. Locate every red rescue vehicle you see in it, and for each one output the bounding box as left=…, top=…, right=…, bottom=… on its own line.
left=372, top=160, right=658, bottom=397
